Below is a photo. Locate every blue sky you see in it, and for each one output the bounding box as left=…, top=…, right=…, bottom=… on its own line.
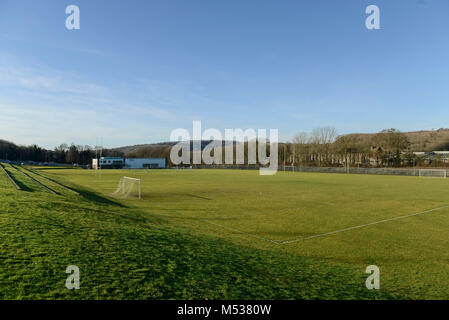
left=0, top=0, right=448, bottom=148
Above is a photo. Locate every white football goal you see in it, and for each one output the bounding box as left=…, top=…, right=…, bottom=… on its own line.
left=418, top=169, right=447, bottom=178
left=111, top=176, right=141, bottom=199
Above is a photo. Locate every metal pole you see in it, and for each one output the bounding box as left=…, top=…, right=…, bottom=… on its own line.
left=284, top=144, right=286, bottom=171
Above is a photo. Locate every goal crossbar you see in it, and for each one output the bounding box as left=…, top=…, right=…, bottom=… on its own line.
left=418, top=169, right=447, bottom=178
left=111, top=176, right=142, bottom=199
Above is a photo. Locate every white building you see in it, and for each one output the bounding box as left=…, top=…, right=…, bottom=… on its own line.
left=433, top=151, right=449, bottom=156
left=92, top=157, right=124, bottom=169
left=412, top=151, right=449, bottom=163
left=125, top=158, right=166, bottom=169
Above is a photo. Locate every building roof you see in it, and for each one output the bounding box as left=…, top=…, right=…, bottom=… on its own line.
left=126, top=158, right=165, bottom=161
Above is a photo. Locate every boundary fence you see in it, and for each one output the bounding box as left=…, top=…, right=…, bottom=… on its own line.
left=187, top=165, right=448, bottom=177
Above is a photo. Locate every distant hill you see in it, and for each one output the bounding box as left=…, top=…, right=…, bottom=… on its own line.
left=342, top=129, right=449, bottom=152
left=4, top=128, right=447, bottom=163
left=114, top=129, right=449, bottom=156
left=112, top=142, right=177, bottom=155
left=113, top=140, right=246, bottom=158
left=404, top=129, right=449, bottom=151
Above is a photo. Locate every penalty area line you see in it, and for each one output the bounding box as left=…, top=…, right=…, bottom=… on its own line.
left=280, top=204, right=449, bottom=245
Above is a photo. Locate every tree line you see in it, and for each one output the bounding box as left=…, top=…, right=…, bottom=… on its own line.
left=1, top=127, right=447, bottom=168
left=0, top=140, right=123, bottom=165
left=125, top=127, right=421, bottom=168
left=285, top=127, right=413, bottom=167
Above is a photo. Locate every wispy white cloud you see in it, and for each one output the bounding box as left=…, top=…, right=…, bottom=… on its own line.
left=0, top=66, right=106, bottom=95
left=0, top=58, right=178, bottom=115
left=0, top=58, right=184, bottom=147
left=0, top=52, right=296, bottom=148
left=0, top=101, right=172, bottom=148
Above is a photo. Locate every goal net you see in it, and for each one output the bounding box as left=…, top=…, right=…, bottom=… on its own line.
left=111, top=176, right=141, bottom=199
left=418, top=169, right=447, bottom=178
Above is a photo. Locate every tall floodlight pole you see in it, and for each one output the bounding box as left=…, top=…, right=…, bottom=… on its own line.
left=95, top=137, right=98, bottom=173
left=283, top=144, right=286, bottom=171
left=414, top=155, right=417, bottom=176
left=291, top=144, right=294, bottom=172
left=99, top=137, right=103, bottom=178
left=95, top=137, right=101, bottom=176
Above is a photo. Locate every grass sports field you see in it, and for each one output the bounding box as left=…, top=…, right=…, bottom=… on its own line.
left=1, top=165, right=449, bottom=299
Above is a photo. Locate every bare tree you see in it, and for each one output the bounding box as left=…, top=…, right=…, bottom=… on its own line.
left=311, top=126, right=338, bottom=145
left=293, top=132, right=310, bottom=145
left=310, top=127, right=337, bottom=165
left=292, top=132, right=311, bottom=165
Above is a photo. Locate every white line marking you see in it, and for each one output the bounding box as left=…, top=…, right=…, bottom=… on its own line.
left=280, top=204, right=449, bottom=244
left=151, top=204, right=449, bottom=246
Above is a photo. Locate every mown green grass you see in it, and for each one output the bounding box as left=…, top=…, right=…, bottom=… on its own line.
left=1, top=166, right=449, bottom=299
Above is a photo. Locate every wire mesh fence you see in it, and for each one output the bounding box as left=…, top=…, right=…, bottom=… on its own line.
left=187, top=164, right=449, bottom=177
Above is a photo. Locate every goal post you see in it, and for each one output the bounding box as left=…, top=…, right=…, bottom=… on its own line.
left=418, top=169, right=447, bottom=178
left=282, top=165, right=296, bottom=172
left=111, top=176, right=141, bottom=199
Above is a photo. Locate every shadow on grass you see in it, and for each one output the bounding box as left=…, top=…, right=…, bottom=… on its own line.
left=31, top=170, right=126, bottom=208
left=33, top=167, right=82, bottom=170
left=6, top=171, right=33, bottom=192
left=75, top=188, right=127, bottom=207
left=185, top=193, right=213, bottom=200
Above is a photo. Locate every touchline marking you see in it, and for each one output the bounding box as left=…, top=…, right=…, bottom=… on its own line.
left=151, top=204, right=449, bottom=246
left=280, top=204, right=449, bottom=244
